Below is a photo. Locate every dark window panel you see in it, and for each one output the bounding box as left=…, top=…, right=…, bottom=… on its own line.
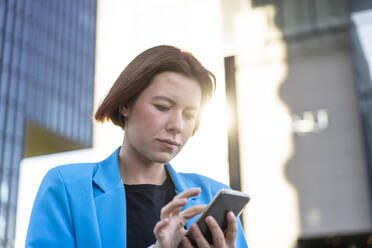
left=4, top=2, right=15, bottom=39
left=71, top=0, right=79, bottom=140
left=34, top=74, right=43, bottom=123
left=0, top=1, right=8, bottom=94
left=9, top=165, right=20, bottom=208
left=0, top=1, right=6, bottom=31
left=58, top=75, right=67, bottom=133
left=5, top=107, right=15, bottom=138
left=59, top=2, right=68, bottom=135
left=1, top=140, right=13, bottom=181
left=8, top=73, right=18, bottom=102
left=13, top=9, right=23, bottom=39
left=2, top=39, right=12, bottom=80
left=0, top=134, right=3, bottom=164
left=17, top=81, right=26, bottom=109
left=88, top=120, right=93, bottom=145
left=51, top=96, right=58, bottom=132
left=26, top=85, right=35, bottom=118
left=66, top=104, right=73, bottom=139
left=14, top=109, right=24, bottom=142
left=6, top=208, right=15, bottom=246
left=0, top=101, right=5, bottom=132
left=282, top=0, right=312, bottom=36
left=315, top=0, right=348, bottom=29
left=46, top=2, right=57, bottom=129
left=1, top=68, right=9, bottom=97
left=52, top=0, right=63, bottom=132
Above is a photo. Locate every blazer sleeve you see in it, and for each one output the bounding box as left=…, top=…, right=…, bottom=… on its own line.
left=26, top=168, right=75, bottom=248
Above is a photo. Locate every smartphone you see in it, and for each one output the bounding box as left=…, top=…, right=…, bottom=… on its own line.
left=180, top=188, right=250, bottom=247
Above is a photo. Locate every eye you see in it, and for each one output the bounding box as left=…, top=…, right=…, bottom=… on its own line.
left=184, top=111, right=197, bottom=121
left=154, top=104, right=170, bottom=111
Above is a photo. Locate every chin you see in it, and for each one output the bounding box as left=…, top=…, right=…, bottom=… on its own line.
left=151, top=153, right=176, bottom=164
left=152, top=157, right=172, bottom=164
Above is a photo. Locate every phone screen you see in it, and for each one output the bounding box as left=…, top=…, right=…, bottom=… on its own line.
left=182, top=189, right=250, bottom=246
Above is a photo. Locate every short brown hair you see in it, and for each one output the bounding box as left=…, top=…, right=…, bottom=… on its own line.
left=94, top=45, right=216, bottom=134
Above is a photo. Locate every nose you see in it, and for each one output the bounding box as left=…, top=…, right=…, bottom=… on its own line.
left=166, top=111, right=184, bottom=133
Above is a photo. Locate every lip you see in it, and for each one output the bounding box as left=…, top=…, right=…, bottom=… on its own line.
left=157, top=139, right=181, bottom=147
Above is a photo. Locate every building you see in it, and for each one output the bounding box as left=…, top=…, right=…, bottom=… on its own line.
left=0, top=0, right=97, bottom=246
left=233, top=0, right=372, bottom=247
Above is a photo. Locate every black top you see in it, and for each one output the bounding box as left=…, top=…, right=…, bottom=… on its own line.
left=125, top=175, right=175, bottom=247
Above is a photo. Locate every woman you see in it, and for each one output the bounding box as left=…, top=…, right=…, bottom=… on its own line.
left=26, top=45, right=248, bottom=248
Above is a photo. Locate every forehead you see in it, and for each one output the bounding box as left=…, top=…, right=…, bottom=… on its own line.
left=141, top=71, right=202, bottom=108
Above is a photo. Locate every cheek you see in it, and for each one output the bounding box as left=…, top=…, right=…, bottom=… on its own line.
left=182, top=122, right=195, bottom=140
left=135, top=106, right=163, bottom=129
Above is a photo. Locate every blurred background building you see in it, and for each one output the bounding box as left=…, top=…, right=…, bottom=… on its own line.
left=0, top=0, right=96, bottom=246
left=239, top=0, right=372, bottom=247
left=0, top=0, right=372, bottom=247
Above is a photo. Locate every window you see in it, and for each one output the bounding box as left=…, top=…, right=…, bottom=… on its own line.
left=252, top=0, right=349, bottom=39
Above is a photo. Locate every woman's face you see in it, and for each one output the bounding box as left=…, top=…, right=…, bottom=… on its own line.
left=121, top=71, right=202, bottom=164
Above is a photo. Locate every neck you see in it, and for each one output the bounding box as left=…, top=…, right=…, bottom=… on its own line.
left=118, top=140, right=167, bottom=185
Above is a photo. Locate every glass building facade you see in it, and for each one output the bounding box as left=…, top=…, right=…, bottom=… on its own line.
left=0, top=0, right=97, bottom=246
left=252, top=0, right=349, bottom=40
left=250, top=0, right=372, bottom=247
left=349, top=0, right=372, bottom=235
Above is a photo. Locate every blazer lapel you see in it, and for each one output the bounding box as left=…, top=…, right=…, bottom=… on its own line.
left=93, top=148, right=127, bottom=248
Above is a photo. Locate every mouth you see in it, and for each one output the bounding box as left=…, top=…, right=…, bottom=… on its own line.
left=157, top=139, right=181, bottom=147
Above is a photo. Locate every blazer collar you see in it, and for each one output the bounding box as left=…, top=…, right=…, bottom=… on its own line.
left=92, top=147, right=200, bottom=203
left=93, top=147, right=122, bottom=192
left=165, top=163, right=188, bottom=194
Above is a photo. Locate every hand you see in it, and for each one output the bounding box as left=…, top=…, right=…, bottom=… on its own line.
left=154, top=188, right=206, bottom=248
left=181, top=211, right=237, bottom=248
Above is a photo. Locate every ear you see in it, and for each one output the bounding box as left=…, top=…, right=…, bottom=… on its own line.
left=119, top=104, right=130, bottom=117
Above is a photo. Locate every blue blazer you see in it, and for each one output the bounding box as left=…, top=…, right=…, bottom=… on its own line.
left=26, top=148, right=248, bottom=248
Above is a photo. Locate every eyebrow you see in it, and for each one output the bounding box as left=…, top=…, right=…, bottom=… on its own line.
left=152, top=95, right=199, bottom=110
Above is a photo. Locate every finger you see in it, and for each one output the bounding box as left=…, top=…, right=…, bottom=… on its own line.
left=180, top=205, right=206, bottom=219
left=160, top=198, right=188, bottom=219
left=225, top=211, right=238, bottom=246
left=190, top=223, right=210, bottom=248
left=182, top=236, right=194, bottom=248
left=174, top=188, right=201, bottom=200
left=153, top=218, right=169, bottom=238
left=205, top=216, right=225, bottom=246
left=179, top=227, right=187, bottom=236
